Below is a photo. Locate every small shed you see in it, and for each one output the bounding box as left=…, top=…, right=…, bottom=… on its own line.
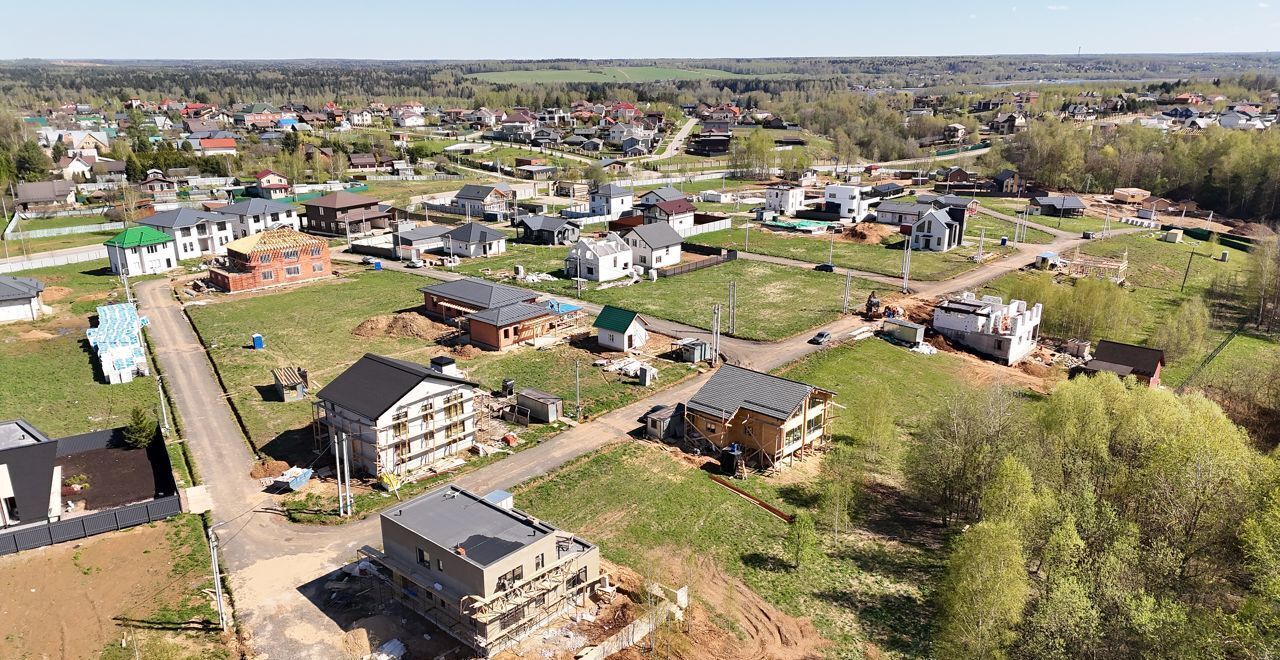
left=1035, top=251, right=1062, bottom=270
left=642, top=404, right=679, bottom=441
left=676, top=339, right=713, bottom=363
left=593, top=306, right=648, bottom=352
left=882, top=318, right=925, bottom=346
left=272, top=366, right=309, bottom=401
left=1161, top=229, right=1184, bottom=243
left=516, top=388, right=563, bottom=424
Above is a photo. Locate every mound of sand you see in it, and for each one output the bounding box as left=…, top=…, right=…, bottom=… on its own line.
left=353, top=313, right=450, bottom=341
left=1231, top=222, right=1277, bottom=238
left=845, top=222, right=896, bottom=244
left=18, top=329, right=56, bottom=342
left=249, top=459, right=290, bottom=479
left=41, top=286, right=73, bottom=303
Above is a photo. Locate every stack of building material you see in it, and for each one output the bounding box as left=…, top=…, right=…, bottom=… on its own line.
left=86, top=302, right=150, bottom=384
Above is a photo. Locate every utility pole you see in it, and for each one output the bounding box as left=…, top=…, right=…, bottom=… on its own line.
left=842, top=269, right=852, bottom=313
left=743, top=223, right=750, bottom=253
left=155, top=374, right=169, bottom=436
left=901, top=234, right=913, bottom=294
left=208, top=522, right=229, bottom=632
left=575, top=359, right=582, bottom=421
left=728, top=281, right=736, bottom=336
left=711, top=304, right=721, bottom=366
left=975, top=228, right=985, bottom=262
left=1180, top=244, right=1197, bottom=293
left=828, top=230, right=835, bottom=266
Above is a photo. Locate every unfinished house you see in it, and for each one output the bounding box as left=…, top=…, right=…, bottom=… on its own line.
left=1066, top=247, right=1128, bottom=282
left=364, top=484, right=605, bottom=658
left=684, top=364, right=834, bottom=470
left=932, top=292, right=1043, bottom=365
left=1075, top=340, right=1165, bottom=388
left=315, top=354, right=478, bottom=478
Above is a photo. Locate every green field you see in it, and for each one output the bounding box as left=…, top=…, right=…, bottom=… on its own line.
left=0, top=260, right=159, bottom=436
left=690, top=226, right=1009, bottom=281
left=470, top=66, right=791, bottom=83
left=186, top=270, right=433, bottom=463
left=979, top=197, right=1109, bottom=235
left=966, top=213, right=1053, bottom=244
left=361, top=178, right=490, bottom=207
left=518, top=339, right=977, bottom=657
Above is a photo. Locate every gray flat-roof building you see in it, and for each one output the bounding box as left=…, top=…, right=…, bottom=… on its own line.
left=367, top=484, right=604, bottom=657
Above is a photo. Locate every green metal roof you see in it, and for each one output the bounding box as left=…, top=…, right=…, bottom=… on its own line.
left=593, top=305, right=638, bottom=334
left=103, top=226, right=174, bottom=248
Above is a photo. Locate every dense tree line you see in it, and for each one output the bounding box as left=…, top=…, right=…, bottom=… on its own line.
left=910, top=378, right=1280, bottom=659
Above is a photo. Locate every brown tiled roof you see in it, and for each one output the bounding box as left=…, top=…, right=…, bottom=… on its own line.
left=305, top=190, right=379, bottom=209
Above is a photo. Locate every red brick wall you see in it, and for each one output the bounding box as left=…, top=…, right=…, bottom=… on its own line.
left=214, top=242, right=332, bottom=292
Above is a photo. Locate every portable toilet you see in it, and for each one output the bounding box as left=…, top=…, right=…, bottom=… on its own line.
left=251, top=333, right=265, bottom=350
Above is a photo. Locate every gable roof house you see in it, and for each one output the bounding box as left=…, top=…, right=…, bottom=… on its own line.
left=0, top=275, right=46, bottom=324
left=217, top=198, right=301, bottom=238
left=989, top=112, right=1027, bottom=135
left=684, top=364, right=835, bottom=470
left=454, top=184, right=515, bottom=220
left=14, top=180, right=75, bottom=211
left=443, top=222, right=507, bottom=258
left=137, top=171, right=178, bottom=202
left=637, top=186, right=685, bottom=207
left=906, top=207, right=965, bottom=252
left=303, top=191, right=396, bottom=236
left=874, top=201, right=934, bottom=226
left=418, top=277, right=541, bottom=322
left=248, top=169, right=291, bottom=200
left=137, top=208, right=235, bottom=260
left=588, top=184, right=634, bottom=220
left=316, top=354, right=479, bottom=477
left=565, top=233, right=633, bottom=282
left=593, top=305, right=648, bottom=352
left=1075, top=340, right=1165, bottom=388
left=1029, top=195, right=1086, bottom=217
left=207, top=227, right=331, bottom=293
left=513, top=215, right=581, bottom=246
left=642, top=198, right=697, bottom=235
left=104, top=226, right=179, bottom=275
left=622, top=222, right=683, bottom=273
left=992, top=169, right=1023, bottom=195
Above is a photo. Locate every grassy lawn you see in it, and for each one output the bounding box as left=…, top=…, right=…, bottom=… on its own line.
left=979, top=197, right=1108, bottom=235
left=186, top=270, right=434, bottom=463
left=690, top=226, right=1009, bottom=281
left=966, top=213, right=1053, bottom=244
left=470, top=66, right=795, bottom=83
left=13, top=214, right=114, bottom=231
left=0, top=260, right=160, bottom=436
left=451, top=242, right=569, bottom=277
left=1, top=229, right=118, bottom=257
left=731, top=127, right=835, bottom=158
left=362, top=178, right=491, bottom=207
left=638, top=177, right=757, bottom=196
left=518, top=339, right=975, bottom=658
left=466, top=344, right=695, bottom=420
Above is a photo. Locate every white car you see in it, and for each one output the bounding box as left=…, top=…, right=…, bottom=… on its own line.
left=406, top=259, right=425, bottom=268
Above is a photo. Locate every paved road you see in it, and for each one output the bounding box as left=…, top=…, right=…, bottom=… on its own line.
left=642, top=116, right=698, bottom=162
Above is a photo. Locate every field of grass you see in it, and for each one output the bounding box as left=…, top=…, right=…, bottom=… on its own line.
left=639, top=177, right=758, bottom=196
left=362, top=178, right=490, bottom=207
left=979, top=197, right=1108, bottom=235
left=730, top=127, right=835, bottom=158
left=186, top=270, right=433, bottom=463
left=470, top=66, right=792, bottom=83
left=690, top=226, right=1009, bottom=281
left=467, top=344, right=695, bottom=420
left=518, top=339, right=975, bottom=657
left=451, top=243, right=569, bottom=277
left=966, top=213, right=1053, bottom=244
left=0, top=260, right=160, bottom=436
left=1, top=229, right=118, bottom=257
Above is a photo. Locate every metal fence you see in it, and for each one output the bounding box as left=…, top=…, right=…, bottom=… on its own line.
left=658, top=249, right=737, bottom=278
left=7, top=221, right=124, bottom=241
left=0, top=247, right=107, bottom=274
left=0, top=496, right=182, bottom=556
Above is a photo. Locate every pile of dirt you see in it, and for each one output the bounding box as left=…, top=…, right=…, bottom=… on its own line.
left=844, top=222, right=896, bottom=244
left=249, top=459, right=290, bottom=479
left=352, top=312, right=450, bottom=341
left=451, top=344, right=481, bottom=359
left=41, top=285, right=73, bottom=303
left=1231, top=222, right=1277, bottom=239
left=18, top=329, right=55, bottom=341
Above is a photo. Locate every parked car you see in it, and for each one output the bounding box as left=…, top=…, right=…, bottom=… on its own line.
left=360, top=255, right=378, bottom=264
left=814, top=263, right=835, bottom=273
left=810, top=331, right=832, bottom=345
left=405, top=258, right=425, bottom=268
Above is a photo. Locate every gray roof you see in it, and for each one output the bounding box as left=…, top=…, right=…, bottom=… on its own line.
left=465, top=302, right=553, bottom=326
left=876, top=201, right=933, bottom=217
left=0, top=419, right=51, bottom=451
left=137, top=208, right=225, bottom=229
left=931, top=195, right=976, bottom=209
left=15, top=180, right=73, bottom=203
left=516, top=215, right=576, bottom=232
left=383, top=484, right=561, bottom=567
left=1032, top=195, right=1086, bottom=210
left=593, top=183, right=631, bottom=199
left=396, top=226, right=450, bottom=244
left=0, top=275, right=44, bottom=302
left=418, top=277, right=538, bottom=310
left=218, top=198, right=296, bottom=217
left=455, top=184, right=502, bottom=202
left=317, top=353, right=476, bottom=421
left=445, top=221, right=507, bottom=244
left=687, top=364, right=827, bottom=422
left=643, top=186, right=685, bottom=203
left=625, top=222, right=683, bottom=249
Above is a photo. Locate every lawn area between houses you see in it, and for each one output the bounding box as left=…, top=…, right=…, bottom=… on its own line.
left=979, top=197, right=1109, bottom=235
left=0, top=259, right=159, bottom=436
left=517, top=339, right=979, bottom=658
left=689, top=225, right=1008, bottom=281
left=361, top=178, right=490, bottom=207
left=186, top=270, right=434, bottom=464
left=16, top=214, right=115, bottom=231
left=0, top=513, right=226, bottom=660
left=967, top=212, right=1053, bottom=244
left=2, top=229, right=119, bottom=256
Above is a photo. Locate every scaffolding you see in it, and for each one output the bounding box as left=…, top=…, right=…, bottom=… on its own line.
left=1066, top=247, right=1128, bottom=282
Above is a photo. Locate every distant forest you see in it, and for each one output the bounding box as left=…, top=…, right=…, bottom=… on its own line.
left=3, top=53, right=1280, bottom=110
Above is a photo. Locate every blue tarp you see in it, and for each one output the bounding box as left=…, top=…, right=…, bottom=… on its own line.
left=544, top=300, right=582, bottom=315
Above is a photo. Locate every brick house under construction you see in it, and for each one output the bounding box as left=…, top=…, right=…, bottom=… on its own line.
left=208, top=227, right=331, bottom=292
left=684, top=364, right=834, bottom=470
left=364, top=484, right=605, bottom=658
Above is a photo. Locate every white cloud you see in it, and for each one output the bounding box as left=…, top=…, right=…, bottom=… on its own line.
left=1260, top=2, right=1271, bottom=8
left=1046, top=4, right=1069, bottom=9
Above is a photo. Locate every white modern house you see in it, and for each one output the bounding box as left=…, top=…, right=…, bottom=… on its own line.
left=217, top=198, right=302, bottom=238
left=642, top=198, right=696, bottom=235
left=564, top=232, right=633, bottom=282
left=766, top=185, right=805, bottom=215
left=622, top=223, right=683, bottom=273
left=136, top=208, right=235, bottom=259
left=444, top=222, right=507, bottom=258
left=588, top=184, right=634, bottom=219
left=907, top=208, right=965, bottom=252
left=822, top=184, right=872, bottom=221
left=0, top=275, right=45, bottom=324
left=593, top=305, right=649, bottom=352
left=932, top=292, right=1042, bottom=365
left=104, top=226, right=181, bottom=275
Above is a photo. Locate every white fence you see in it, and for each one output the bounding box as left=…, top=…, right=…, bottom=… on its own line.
left=0, top=247, right=107, bottom=273
left=8, top=221, right=123, bottom=240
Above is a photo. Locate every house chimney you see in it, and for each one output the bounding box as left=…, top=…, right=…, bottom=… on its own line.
left=455, top=545, right=466, bottom=557
left=430, top=356, right=461, bottom=377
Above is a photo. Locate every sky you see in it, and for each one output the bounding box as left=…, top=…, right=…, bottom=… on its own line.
left=3, top=0, right=1278, bottom=60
